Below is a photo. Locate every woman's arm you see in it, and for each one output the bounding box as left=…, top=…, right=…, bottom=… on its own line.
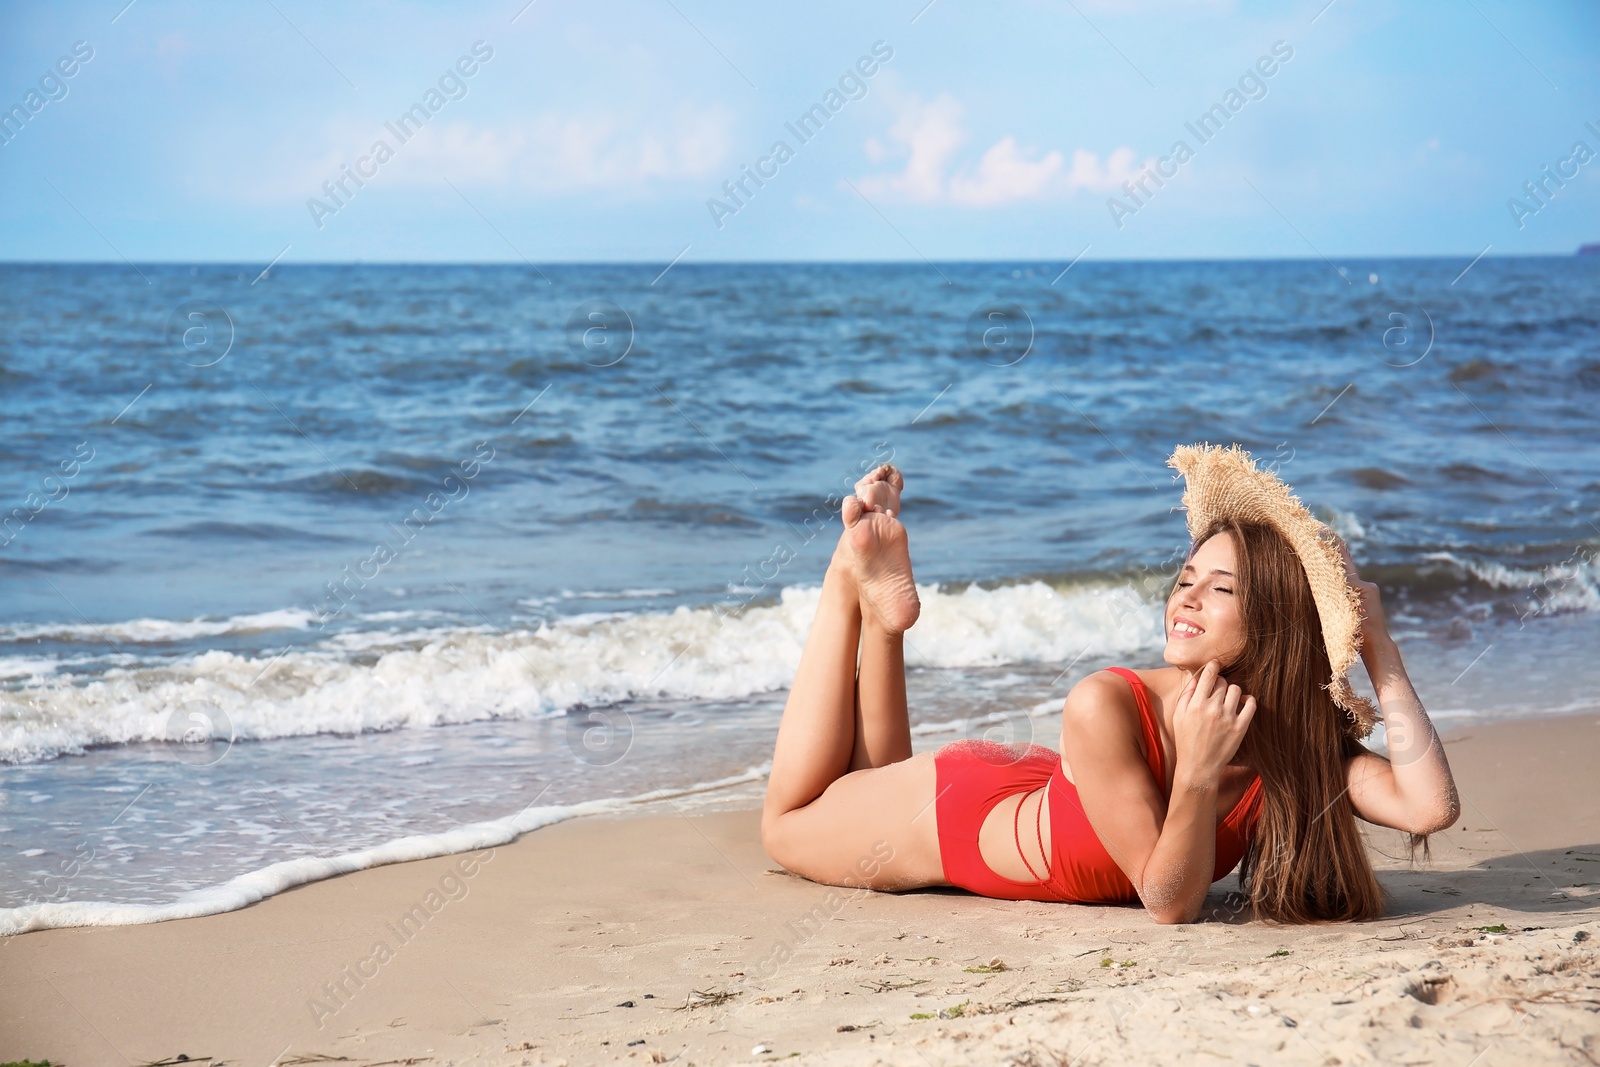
left=1340, top=548, right=1461, bottom=835
left=1063, top=663, right=1255, bottom=924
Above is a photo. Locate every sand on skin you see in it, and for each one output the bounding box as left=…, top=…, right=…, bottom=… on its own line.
left=2, top=714, right=1598, bottom=1066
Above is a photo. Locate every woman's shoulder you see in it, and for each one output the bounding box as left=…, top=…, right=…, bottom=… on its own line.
left=1063, top=666, right=1157, bottom=725
left=1065, top=667, right=1132, bottom=701
left=1060, top=668, right=1157, bottom=765
left=1062, top=667, right=1186, bottom=743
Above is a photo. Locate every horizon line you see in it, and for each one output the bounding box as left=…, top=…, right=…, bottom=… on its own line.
left=2, top=250, right=1595, bottom=268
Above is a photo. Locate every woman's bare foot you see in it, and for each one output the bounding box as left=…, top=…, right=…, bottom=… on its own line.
left=833, top=511, right=920, bottom=636
left=841, top=465, right=905, bottom=527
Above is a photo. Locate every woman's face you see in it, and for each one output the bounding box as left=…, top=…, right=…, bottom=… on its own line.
left=1163, top=531, right=1246, bottom=671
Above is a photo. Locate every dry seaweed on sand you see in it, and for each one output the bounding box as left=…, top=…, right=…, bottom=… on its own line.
left=672, top=988, right=740, bottom=1011
left=911, top=991, right=1085, bottom=1021
left=861, top=977, right=928, bottom=993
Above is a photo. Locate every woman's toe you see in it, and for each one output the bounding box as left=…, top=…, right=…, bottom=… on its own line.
left=857, top=483, right=898, bottom=516
left=856, top=464, right=903, bottom=493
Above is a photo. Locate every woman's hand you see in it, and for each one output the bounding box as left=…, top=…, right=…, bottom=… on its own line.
left=1335, top=536, right=1388, bottom=647
left=1171, top=660, right=1256, bottom=789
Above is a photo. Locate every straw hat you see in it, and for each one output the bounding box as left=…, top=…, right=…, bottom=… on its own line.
left=1167, top=443, right=1377, bottom=740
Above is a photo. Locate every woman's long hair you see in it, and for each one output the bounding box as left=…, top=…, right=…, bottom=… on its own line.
left=1190, top=517, right=1384, bottom=923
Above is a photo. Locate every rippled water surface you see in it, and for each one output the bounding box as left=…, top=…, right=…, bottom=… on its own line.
left=2, top=258, right=1596, bottom=917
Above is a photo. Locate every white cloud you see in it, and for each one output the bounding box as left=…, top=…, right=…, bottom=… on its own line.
left=856, top=92, right=1141, bottom=207
left=401, top=105, right=734, bottom=190
left=235, top=105, right=734, bottom=204
left=858, top=93, right=967, bottom=201
left=950, top=136, right=1066, bottom=206
left=1061, top=146, right=1142, bottom=192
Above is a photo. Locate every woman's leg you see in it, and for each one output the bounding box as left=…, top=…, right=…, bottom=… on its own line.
left=764, top=464, right=914, bottom=811
left=850, top=596, right=913, bottom=770
left=762, top=563, right=863, bottom=819
left=850, top=465, right=914, bottom=771
left=762, top=471, right=941, bottom=890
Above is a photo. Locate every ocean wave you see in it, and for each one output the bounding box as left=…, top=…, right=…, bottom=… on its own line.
left=1413, top=550, right=1600, bottom=615
left=0, top=656, right=67, bottom=681
left=1315, top=504, right=1369, bottom=544
left=0, top=608, right=321, bottom=645
left=0, top=580, right=1162, bottom=763
left=279, top=469, right=429, bottom=496
left=139, top=521, right=353, bottom=544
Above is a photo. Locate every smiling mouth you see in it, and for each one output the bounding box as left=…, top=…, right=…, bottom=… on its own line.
left=1171, top=620, right=1204, bottom=636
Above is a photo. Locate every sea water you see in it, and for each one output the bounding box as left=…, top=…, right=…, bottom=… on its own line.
left=2, top=258, right=1597, bottom=930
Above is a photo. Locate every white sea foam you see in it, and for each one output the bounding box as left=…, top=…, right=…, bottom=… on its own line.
left=0, top=580, right=1163, bottom=764
left=0, top=656, right=64, bottom=681
left=0, top=766, right=769, bottom=935
left=1320, top=505, right=1369, bottom=543
left=519, top=588, right=677, bottom=604
left=1421, top=550, right=1600, bottom=615
left=0, top=608, right=320, bottom=645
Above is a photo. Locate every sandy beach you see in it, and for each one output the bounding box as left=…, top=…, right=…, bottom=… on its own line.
left=6, top=3, right=1599, bottom=1063
left=3, top=712, right=1597, bottom=1066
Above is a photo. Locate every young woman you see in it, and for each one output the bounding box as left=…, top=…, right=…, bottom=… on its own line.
left=761, top=446, right=1460, bottom=924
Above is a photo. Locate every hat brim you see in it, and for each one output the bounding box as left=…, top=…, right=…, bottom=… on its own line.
left=1168, top=443, right=1377, bottom=739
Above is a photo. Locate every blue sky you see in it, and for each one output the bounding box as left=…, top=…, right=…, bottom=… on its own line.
left=2, top=0, right=1598, bottom=263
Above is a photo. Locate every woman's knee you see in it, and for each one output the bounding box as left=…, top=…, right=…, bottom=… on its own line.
left=759, top=809, right=797, bottom=869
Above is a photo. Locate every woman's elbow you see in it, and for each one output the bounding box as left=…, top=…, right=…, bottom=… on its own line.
left=1411, top=796, right=1461, bottom=836
left=1137, top=874, right=1202, bottom=924
left=1142, top=891, right=1202, bottom=925
left=1401, top=782, right=1461, bottom=835
left=1146, top=904, right=1199, bottom=925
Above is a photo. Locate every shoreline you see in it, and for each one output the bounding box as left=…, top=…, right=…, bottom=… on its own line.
left=0, top=711, right=1587, bottom=921
left=0, top=767, right=774, bottom=937
left=4, top=712, right=1598, bottom=1065
left=4, top=704, right=1588, bottom=936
